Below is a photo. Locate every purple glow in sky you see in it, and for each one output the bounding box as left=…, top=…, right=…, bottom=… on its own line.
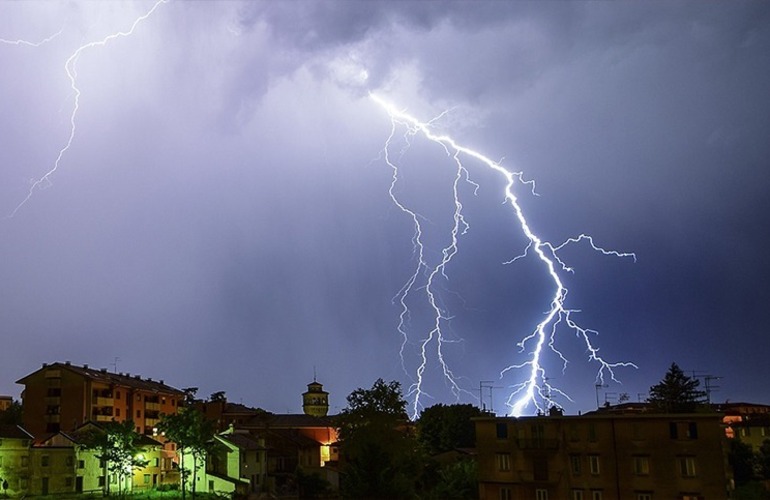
left=1, top=1, right=769, bottom=416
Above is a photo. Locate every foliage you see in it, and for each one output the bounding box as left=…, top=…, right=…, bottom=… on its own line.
left=157, top=406, right=218, bottom=498
left=759, top=439, right=770, bottom=480
left=417, top=403, right=482, bottom=455
left=428, top=458, right=478, bottom=499
left=295, top=467, right=332, bottom=498
left=647, top=362, right=707, bottom=413
left=730, top=439, right=758, bottom=486
left=0, top=399, right=22, bottom=425
left=208, top=391, right=226, bottom=402
left=80, top=420, right=149, bottom=497
left=337, top=379, right=420, bottom=499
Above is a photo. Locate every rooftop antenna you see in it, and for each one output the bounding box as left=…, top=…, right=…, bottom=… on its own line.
left=704, top=375, right=722, bottom=404
left=595, top=383, right=609, bottom=408
left=112, top=357, right=120, bottom=373
left=313, top=365, right=317, bottom=382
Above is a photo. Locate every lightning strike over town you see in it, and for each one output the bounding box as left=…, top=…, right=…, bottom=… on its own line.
left=1, top=2, right=768, bottom=499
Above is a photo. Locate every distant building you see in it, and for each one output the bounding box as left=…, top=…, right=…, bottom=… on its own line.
left=475, top=407, right=732, bottom=500
left=303, top=380, right=330, bottom=417
left=715, top=402, right=770, bottom=448
left=0, top=395, right=13, bottom=412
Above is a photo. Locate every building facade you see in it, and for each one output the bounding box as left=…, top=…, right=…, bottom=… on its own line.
left=475, top=410, right=732, bottom=500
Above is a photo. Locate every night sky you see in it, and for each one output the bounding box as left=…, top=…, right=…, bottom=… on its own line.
left=2, top=1, right=769, bottom=417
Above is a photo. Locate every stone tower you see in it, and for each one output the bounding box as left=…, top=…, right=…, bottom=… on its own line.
left=302, top=379, right=329, bottom=417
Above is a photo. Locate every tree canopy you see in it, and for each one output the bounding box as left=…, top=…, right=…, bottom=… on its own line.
left=647, top=362, right=707, bottom=413
left=80, top=420, right=148, bottom=498
left=417, top=403, right=482, bottom=456
left=336, top=379, right=419, bottom=499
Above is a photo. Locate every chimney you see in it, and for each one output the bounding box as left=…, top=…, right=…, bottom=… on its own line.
left=83, top=364, right=89, bottom=369
left=159, top=380, right=164, bottom=385
left=100, top=368, right=107, bottom=374
left=65, top=361, right=71, bottom=366
left=43, top=363, right=48, bottom=368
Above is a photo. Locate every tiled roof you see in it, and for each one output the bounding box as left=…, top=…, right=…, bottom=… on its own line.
left=0, top=424, right=33, bottom=440
left=246, top=413, right=336, bottom=429
left=219, top=432, right=265, bottom=450
left=17, top=362, right=184, bottom=395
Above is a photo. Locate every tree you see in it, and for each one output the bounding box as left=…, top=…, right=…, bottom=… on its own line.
left=337, top=379, right=420, bottom=499
left=0, top=399, right=22, bottom=426
left=729, top=438, right=757, bottom=487
left=417, top=403, right=482, bottom=456
left=157, top=406, right=217, bottom=499
left=80, top=420, right=148, bottom=498
left=647, top=362, right=707, bottom=413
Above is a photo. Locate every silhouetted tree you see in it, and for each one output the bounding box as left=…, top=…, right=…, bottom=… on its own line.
left=0, top=399, right=22, bottom=425
left=209, top=391, right=226, bottom=402
left=428, top=458, right=478, bottom=499
left=647, top=362, right=707, bottom=413
left=729, top=439, right=757, bottom=487
left=337, top=379, right=419, bottom=499
left=158, top=406, right=217, bottom=499
left=417, top=403, right=482, bottom=456
left=758, top=439, right=770, bottom=480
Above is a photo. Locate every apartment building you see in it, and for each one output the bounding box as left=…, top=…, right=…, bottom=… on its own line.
left=475, top=408, right=731, bottom=500
left=17, top=361, right=184, bottom=437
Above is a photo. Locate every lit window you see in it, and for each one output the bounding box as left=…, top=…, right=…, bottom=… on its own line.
left=636, top=493, right=652, bottom=500
left=496, top=453, right=511, bottom=472
left=572, top=491, right=584, bottom=500
left=589, top=455, right=600, bottom=475
left=536, top=489, right=549, bottom=500
left=499, top=487, right=512, bottom=500
left=633, top=456, right=650, bottom=475
left=679, top=457, right=696, bottom=477
left=591, top=491, right=603, bottom=500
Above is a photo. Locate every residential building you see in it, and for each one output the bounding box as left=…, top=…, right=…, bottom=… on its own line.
left=475, top=408, right=732, bottom=500
left=0, top=396, right=12, bottom=412
left=183, top=427, right=267, bottom=496
left=17, top=361, right=183, bottom=483
left=715, top=402, right=770, bottom=448
left=0, top=425, right=33, bottom=497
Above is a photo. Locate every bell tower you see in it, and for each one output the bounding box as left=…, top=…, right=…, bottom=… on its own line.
left=302, top=377, right=329, bottom=417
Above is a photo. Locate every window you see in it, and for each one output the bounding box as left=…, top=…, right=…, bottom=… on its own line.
left=636, top=493, right=652, bottom=500
left=144, top=474, right=151, bottom=484
left=591, top=491, right=603, bottom=500
left=570, top=455, right=581, bottom=475
left=671, top=421, right=698, bottom=440
left=496, top=422, right=508, bottom=439
left=572, top=491, right=584, bottom=500
left=499, top=488, right=512, bottom=500
left=633, top=456, right=650, bottom=475
left=78, top=460, right=85, bottom=469
left=65, top=456, right=74, bottom=467
left=496, top=453, right=511, bottom=472
left=136, top=410, right=141, bottom=418
left=535, top=489, right=548, bottom=500
left=41, top=455, right=50, bottom=467
left=589, top=455, right=600, bottom=475
left=533, top=457, right=549, bottom=481
left=115, top=391, right=121, bottom=400
left=587, top=423, right=597, bottom=442
left=116, top=408, right=121, bottom=417
left=98, top=476, right=106, bottom=487
left=569, top=423, right=580, bottom=441
left=679, top=457, right=696, bottom=477
left=687, top=422, right=698, bottom=439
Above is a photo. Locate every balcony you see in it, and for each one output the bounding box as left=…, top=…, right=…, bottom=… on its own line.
left=93, top=396, right=114, bottom=406
left=44, top=414, right=61, bottom=423
left=45, top=396, right=61, bottom=405
left=94, top=414, right=114, bottom=422
left=145, top=402, right=161, bottom=411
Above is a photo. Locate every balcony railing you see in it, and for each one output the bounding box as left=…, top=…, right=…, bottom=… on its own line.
left=94, top=414, right=114, bottom=422
left=44, top=396, right=61, bottom=405
left=145, top=402, right=161, bottom=411
left=93, top=396, right=114, bottom=406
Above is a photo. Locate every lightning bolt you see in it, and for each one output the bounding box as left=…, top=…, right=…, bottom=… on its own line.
left=0, top=29, right=64, bottom=47
left=372, top=94, right=636, bottom=417
left=4, top=0, right=167, bottom=218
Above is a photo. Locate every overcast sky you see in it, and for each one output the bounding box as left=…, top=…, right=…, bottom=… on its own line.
left=1, top=1, right=769, bottom=417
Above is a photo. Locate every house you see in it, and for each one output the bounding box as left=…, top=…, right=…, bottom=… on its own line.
left=475, top=408, right=732, bottom=500
left=0, top=425, right=33, bottom=497
left=33, top=421, right=165, bottom=496
left=183, top=427, right=267, bottom=497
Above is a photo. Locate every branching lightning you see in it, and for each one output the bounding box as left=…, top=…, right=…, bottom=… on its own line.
left=4, top=0, right=167, bottom=218
left=372, top=94, right=637, bottom=417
